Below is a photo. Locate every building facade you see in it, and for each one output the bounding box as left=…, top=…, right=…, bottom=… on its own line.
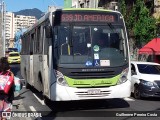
left=153, top=0, right=160, bottom=19
left=5, top=12, right=15, bottom=48
left=64, top=0, right=72, bottom=8
left=64, top=0, right=99, bottom=8
left=14, top=15, right=36, bottom=34
left=63, top=0, right=119, bottom=10
left=63, top=0, right=156, bottom=12
left=4, top=13, right=37, bottom=48
left=0, top=0, right=5, bottom=57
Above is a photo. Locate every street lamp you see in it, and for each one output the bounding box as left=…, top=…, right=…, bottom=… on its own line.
left=0, top=0, right=5, bottom=57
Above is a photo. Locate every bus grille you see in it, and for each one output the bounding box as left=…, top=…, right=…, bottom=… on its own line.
left=68, top=71, right=115, bottom=79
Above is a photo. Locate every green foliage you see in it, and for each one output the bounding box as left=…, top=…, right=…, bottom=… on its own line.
left=133, top=0, right=157, bottom=45
left=119, top=0, right=157, bottom=47
left=119, top=0, right=126, bottom=20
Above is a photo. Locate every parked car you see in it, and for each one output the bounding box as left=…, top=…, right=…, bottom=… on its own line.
left=8, top=52, right=20, bottom=64
left=131, top=61, right=160, bottom=99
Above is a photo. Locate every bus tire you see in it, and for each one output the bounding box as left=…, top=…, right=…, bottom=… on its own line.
left=38, top=73, right=43, bottom=92
left=134, top=85, right=141, bottom=99
left=25, top=70, right=30, bottom=89
left=42, top=83, right=52, bottom=105
left=44, top=96, right=51, bottom=105
left=41, top=82, right=48, bottom=104
left=25, top=81, right=30, bottom=89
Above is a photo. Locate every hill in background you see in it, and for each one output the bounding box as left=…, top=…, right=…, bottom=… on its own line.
left=14, top=8, right=44, bottom=19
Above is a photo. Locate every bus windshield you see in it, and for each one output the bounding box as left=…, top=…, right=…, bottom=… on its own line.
left=55, top=24, right=128, bottom=67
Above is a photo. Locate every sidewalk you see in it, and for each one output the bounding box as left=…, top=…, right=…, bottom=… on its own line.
left=10, top=78, right=32, bottom=120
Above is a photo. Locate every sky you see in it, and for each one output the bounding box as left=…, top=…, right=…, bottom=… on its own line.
left=4, top=0, right=64, bottom=12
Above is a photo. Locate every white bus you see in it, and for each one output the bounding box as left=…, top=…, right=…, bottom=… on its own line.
left=20, top=8, right=131, bottom=102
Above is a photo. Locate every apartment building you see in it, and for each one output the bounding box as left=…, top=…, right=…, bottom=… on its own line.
left=64, top=0, right=99, bottom=8
left=14, top=15, right=36, bottom=34
left=153, top=0, right=160, bottom=19
left=64, top=0, right=120, bottom=10
left=5, top=12, right=15, bottom=48
left=4, top=13, right=37, bottom=48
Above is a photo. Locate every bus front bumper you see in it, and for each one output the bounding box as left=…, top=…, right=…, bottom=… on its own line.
left=50, top=80, right=131, bottom=101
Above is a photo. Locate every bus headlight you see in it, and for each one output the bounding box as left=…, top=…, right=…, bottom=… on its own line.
left=55, top=70, right=68, bottom=86
left=117, top=68, right=128, bottom=85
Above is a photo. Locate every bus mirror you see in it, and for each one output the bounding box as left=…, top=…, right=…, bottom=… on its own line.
left=45, top=26, right=52, bottom=38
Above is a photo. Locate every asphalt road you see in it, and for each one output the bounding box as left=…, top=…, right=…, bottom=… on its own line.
left=10, top=64, right=160, bottom=120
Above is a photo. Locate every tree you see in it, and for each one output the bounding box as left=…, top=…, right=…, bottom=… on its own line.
left=119, top=0, right=126, bottom=20
left=133, top=0, right=157, bottom=47
left=119, top=0, right=157, bottom=47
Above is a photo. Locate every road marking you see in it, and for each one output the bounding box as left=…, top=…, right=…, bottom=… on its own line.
left=124, top=97, right=135, bottom=101
left=29, top=106, right=37, bottom=111
left=33, top=93, right=45, bottom=105
left=29, top=106, right=42, bottom=120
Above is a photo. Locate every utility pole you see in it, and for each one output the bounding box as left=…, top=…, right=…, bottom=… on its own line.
left=0, top=0, right=5, bottom=58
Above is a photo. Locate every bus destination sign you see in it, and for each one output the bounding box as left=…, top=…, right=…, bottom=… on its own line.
left=61, top=13, right=118, bottom=23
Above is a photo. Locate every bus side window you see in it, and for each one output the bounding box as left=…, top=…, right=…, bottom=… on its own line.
left=43, top=28, right=49, bottom=55
left=45, top=26, right=52, bottom=38
left=31, top=33, right=35, bottom=55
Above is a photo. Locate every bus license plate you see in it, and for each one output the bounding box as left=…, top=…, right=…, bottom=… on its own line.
left=87, top=89, right=101, bottom=95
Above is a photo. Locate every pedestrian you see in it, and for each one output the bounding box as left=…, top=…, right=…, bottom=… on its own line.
left=0, top=57, right=14, bottom=120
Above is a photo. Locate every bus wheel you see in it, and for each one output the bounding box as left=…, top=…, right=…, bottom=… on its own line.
left=42, top=83, right=49, bottom=105
left=44, top=96, right=51, bottom=105
left=134, top=85, right=141, bottom=99
left=42, top=83, right=52, bottom=105
left=25, top=71, right=30, bottom=89
left=25, top=81, right=30, bottom=89
left=25, top=80, right=30, bottom=89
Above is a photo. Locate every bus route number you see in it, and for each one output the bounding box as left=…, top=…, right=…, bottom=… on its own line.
left=61, top=14, right=115, bottom=22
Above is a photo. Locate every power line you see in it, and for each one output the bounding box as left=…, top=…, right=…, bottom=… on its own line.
left=51, top=0, right=58, bottom=7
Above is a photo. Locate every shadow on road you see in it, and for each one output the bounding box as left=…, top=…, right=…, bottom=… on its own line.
left=48, top=98, right=130, bottom=112
left=14, top=90, right=30, bottom=100
left=29, top=85, right=130, bottom=118
left=140, top=97, right=160, bottom=101
left=41, top=98, right=130, bottom=118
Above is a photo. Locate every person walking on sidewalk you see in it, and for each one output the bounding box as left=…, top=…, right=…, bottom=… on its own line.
left=0, top=57, right=14, bottom=120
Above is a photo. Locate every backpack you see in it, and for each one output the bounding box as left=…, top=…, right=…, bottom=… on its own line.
left=0, top=71, right=14, bottom=94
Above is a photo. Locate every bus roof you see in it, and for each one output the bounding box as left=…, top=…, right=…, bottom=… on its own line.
left=63, top=8, right=121, bottom=14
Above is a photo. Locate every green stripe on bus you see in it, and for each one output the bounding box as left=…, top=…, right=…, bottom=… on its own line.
left=64, top=75, right=120, bottom=87
left=63, top=8, right=114, bottom=12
